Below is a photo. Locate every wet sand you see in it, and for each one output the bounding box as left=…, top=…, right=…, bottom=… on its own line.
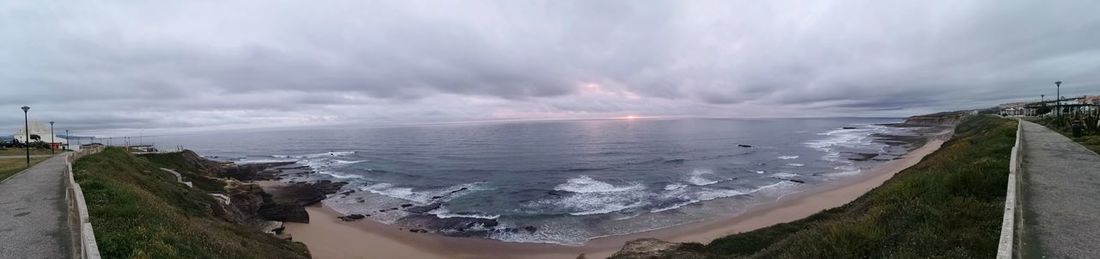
left=285, top=139, right=946, bottom=259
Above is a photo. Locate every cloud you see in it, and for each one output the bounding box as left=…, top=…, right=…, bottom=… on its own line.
left=1, top=0, right=1098, bottom=134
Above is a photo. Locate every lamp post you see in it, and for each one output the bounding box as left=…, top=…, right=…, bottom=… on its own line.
left=21, top=106, right=30, bottom=165
left=49, top=121, right=55, bottom=154
left=65, top=129, right=69, bottom=151
left=1055, top=81, right=1062, bottom=117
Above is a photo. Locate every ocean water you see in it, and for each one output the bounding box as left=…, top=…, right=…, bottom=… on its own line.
left=156, top=118, right=920, bottom=245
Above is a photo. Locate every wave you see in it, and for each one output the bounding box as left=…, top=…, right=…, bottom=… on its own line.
left=334, top=159, right=366, bottom=165
left=234, top=158, right=298, bottom=164
left=786, top=163, right=804, bottom=167
left=649, top=200, right=697, bottom=213
left=272, top=151, right=356, bottom=159
left=554, top=176, right=643, bottom=193
left=687, top=169, right=720, bottom=186
left=360, top=182, right=485, bottom=204
left=317, top=170, right=364, bottom=179
left=770, top=172, right=799, bottom=178
left=428, top=206, right=501, bottom=220
left=651, top=181, right=798, bottom=213
left=664, top=183, right=687, bottom=191
left=529, top=176, right=651, bottom=216
left=778, top=155, right=799, bottom=160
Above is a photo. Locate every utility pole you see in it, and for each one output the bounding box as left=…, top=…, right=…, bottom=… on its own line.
left=21, top=106, right=30, bottom=165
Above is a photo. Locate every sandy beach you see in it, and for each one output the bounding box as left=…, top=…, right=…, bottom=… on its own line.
left=284, top=138, right=946, bottom=259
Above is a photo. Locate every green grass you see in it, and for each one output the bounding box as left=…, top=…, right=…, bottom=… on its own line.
left=1072, top=135, right=1100, bottom=154
left=627, top=115, right=1017, bottom=259
left=138, top=151, right=227, bottom=193
left=74, top=148, right=308, bottom=259
left=0, top=148, right=54, bottom=156
left=0, top=157, right=48, bottom=182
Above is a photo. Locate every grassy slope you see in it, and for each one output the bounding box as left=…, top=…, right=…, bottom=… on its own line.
left=0, top=157, right=48, bottom=182
left=655, top=115, right=1017, bottom=258
left=139, top=152, right=228, bottom=193
left=74, top=148, right=308, bottom=259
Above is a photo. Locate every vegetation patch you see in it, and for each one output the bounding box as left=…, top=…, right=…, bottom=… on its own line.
left=0, top=157, right=48, bottom=182
left=74, top=148, right=308, bottom=259
left=139, top=151, right=228, bottom=193
left=615, top=115, right=1017, bottom=259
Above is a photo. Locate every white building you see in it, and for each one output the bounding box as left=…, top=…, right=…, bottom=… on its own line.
left=13, top=121, right=65, bottom=147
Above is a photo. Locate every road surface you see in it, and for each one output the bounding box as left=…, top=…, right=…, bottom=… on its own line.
left=0, top=154, right=71, bottom=258
left=1018, top=121, right=1100, bottom=258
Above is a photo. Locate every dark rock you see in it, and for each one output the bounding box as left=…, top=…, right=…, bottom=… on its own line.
left=405, top=203, right=442, bottom=214
left=400, top=204, right=413, bottom=208
left=258, top=203, right=309, bottom=223
left=339, top=214, right=366, bottom=221
left=523, top=226, right=538, bottom=232
left=842, top=126, right=858, bottom=129
left=738, top=144, right=753, bottom=148
left=266, top=180, right=348, bottom=206
left=787, top=179, right=805, bottom=184
left=396, top=214, right=500, bottom=237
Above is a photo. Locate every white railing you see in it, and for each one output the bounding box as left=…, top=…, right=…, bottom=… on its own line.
left=65, top=147, right=103, bottom=259
left=996, top=119, right=1024, bottom=259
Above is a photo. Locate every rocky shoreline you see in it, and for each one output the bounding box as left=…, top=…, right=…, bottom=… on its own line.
left=145, top=151, right=351, bottom=239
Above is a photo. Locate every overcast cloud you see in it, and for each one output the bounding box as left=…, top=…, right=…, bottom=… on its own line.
left=2, top=0, right=1099, bottom=135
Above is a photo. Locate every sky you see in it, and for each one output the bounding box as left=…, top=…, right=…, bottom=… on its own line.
left=2, top=0, right=1099, bottom=135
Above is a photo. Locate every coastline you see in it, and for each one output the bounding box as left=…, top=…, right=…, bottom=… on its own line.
left=283, top=138, right=947, bottom=259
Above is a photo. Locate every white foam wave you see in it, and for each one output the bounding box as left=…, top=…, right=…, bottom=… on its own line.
left=664, top=184, right=687, bottom=191
left=650, top=200, right=696, bottom=213
left=318, top=170, right=364, bottom=179
left=653, top=180, right=800, bottom=213
left=533, top=177, right=650, bottom=216
left=755, top=170, right=765, bottom=174
left=234, top=158, right=298, bottom=164
left=771, top=172, right=799, bottom=178
left=273, top=151, right=356, bottom=159
left=778, top=155, right=799, bottom=160
left=334, top=160, right=366, bottom=165
left=360, top=182, right=484, bottom=204
left=786, top=163, right=804, bottom=167
left=687, top=169, right=719, bottom=186
left=428, top=206, right=501, bottom=220
left=554, top=176, right=643, bottom=193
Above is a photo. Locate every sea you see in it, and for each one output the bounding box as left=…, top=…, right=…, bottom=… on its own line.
left=156, top=117, right=922, bottom=245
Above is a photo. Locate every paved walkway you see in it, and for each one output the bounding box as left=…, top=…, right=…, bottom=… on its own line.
left=0, top=154, right=71, bottom=258
left=1018, top=121, right=1100, bottom=258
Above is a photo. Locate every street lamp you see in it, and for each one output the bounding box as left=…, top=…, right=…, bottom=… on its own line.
left=1055, top=81, right=1062, bottom=117
left=21, top=106, right=30, bottom=165
left=49, top=121, right=55, bottom=154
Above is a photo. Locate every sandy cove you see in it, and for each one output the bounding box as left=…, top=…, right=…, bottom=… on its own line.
left=283, top=139, right=946, bottom=259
